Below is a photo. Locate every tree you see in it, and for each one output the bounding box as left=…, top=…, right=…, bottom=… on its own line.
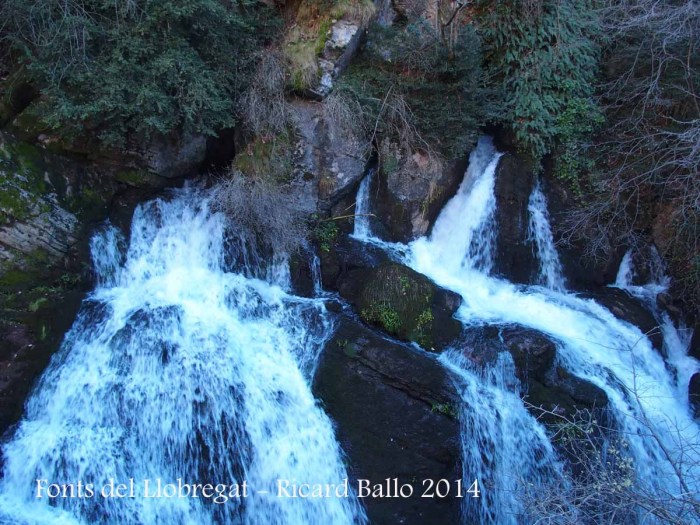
left=0, top=0, right=278, bottom=145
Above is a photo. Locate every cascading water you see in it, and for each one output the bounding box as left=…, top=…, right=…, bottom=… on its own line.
left=527, top=180, right=566, bottom=291
left=352, top=169, right=374, bottom=240
left=613, top=248, right=697, bottom=404
left=409, top=138, right=700, bottom=521
left=0, top=188, right=366, bottom=525
left=352, top=136, right=699, bottom=522
left=441, top=350, right=566, bottom=525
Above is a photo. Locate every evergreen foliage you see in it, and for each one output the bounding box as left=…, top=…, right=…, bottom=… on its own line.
left=476, top=0, right=601, bottom=160
left=0, top=0, right=278, bottom=145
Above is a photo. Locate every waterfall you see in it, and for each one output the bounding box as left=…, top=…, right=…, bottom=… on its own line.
left=411, top=136, right=502, bottom=276
left=400, top=138, right=700, bottom=520
left=527, top=180, right=566, bottom=291
left=613, top=248, right=698, bottom=404
left=352, top=169, right=374, bottom=240
left=0, top=188, right=366, bottom=525
left=441, top=351, right=567, bottom=524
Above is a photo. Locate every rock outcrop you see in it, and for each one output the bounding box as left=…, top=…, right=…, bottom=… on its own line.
left=337, top=262, right=463, bottom=351
left=314, top=316, right=462, bottom=525
left=459, top=326, right=609, bottom=422
left=492, top=152, right=538, bottom=284
left=373, top=149, right=468, bottom=243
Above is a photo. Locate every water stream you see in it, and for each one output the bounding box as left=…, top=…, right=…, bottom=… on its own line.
left=0, top=189, right=365, bottom=525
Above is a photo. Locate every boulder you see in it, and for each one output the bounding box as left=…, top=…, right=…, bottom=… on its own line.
left=492, top=152, right=538, bottom=284
left=457, top=325, right=608, bottom=422
left=582, top=287, right=664, bottom=353
left=373, top=142, right=467, bottom=242
left=337, top=262, right=462, bottom=351
left=314, top=316, right=462, bottom=525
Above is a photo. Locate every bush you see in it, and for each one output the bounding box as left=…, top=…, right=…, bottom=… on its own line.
left=212, top=170, right=308, bottom=256
left=476, top=0, right=601, bottom=160
left=0, top=0, right=278, bottom=146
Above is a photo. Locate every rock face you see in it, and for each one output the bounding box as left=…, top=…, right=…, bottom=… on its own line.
left=492, top=152, right=538, bottom=284
left=540, top=169, right=625, bottom=290
left=291, top=100, right=369, bottom=213
left=460, top=326, right=609, bottom=422
left=689, top=373, right=700, bottom=419
left=374, top=146, right=468, bottom=243
left=337, top=262, right=463, bottom=351
left=314, top=317, right=462, bottom=525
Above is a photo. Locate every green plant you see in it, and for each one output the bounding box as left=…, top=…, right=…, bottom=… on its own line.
left=431, top=402, right=457, bottom=418
left=477, top=0, right=600, bottom=160
left=1, top=0, right=278, bottom=146
left=313, top=221, right=340, bottom=253
left=361, top=302, right=401, bottom=334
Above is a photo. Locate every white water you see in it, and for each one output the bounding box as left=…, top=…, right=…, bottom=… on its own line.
left=442, top=351, right=567, bottom=525
left=0, top=188, right=365, bottom=525
left=406, top=138, right=700, bottom=521
left=527, top=180, right=566, bottom=291
left=352, top=169, right=374, bottom=240
left=613, top=247, right=698, bottom=406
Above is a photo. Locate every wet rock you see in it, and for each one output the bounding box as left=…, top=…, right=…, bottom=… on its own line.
left=582, top=287, right=663, bottom=353
left=373, top=143, right=468, bottom=243
left=338, top=262, right=462, bottom=351
left=689, top=322, right=700, bottom=361
left=501, top=327, right=557, bottom=383
left=539, top=169, right=625, bottom=289
left=689, top=373, right=700, bottom=419
left=457, top=325, right=608, bottom=421
left=318, top=234, right=391, bottom=291
left=314, top=316, right=461, bottom=525
left=492, top=152, right=538, bottom=284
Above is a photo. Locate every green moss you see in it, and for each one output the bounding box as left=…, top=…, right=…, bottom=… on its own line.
left=0, top=139, right=50, bottom=222
left=361, top=302, right=401, bottom=334
left=431, top=402, right=457, bottom=419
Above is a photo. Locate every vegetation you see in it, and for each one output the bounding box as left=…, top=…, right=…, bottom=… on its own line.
left=0, top=0, right=278, bottom=145
left=476, top=0, right=601, bottom=161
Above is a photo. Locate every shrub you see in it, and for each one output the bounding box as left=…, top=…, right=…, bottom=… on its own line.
left=476, top=0, right=601, bottom=160
left=212, top=170, right=308, bottom=256
left=0, top=0, right=278, bottom=146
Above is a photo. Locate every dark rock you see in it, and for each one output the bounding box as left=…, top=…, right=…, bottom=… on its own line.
left=689, top=322, right=700, bottom=361
left=582, top=287, right=663, bottom=353
left=492, top=153, right=538, bottom=284
left=500, top=327, right=557, bottom=383
left=553, top=367, right=609, bottom=408
left=289, top=251, right=316, bottom=298
left=319, top=234, right=391, bottom=291
left=374, top=145, right=468, bottom=243
left=313, top=317, right=462, bottom=525
left=455, top=325, right=608, bottom=421
left=539, top=170, right=625, bottom=289
left=689, top=373, right=700, bottom=419
left=337, top=262, right=462, bottom=351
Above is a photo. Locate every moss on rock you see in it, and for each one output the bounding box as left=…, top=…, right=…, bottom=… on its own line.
left=356, top=263, right=461, bottom=351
